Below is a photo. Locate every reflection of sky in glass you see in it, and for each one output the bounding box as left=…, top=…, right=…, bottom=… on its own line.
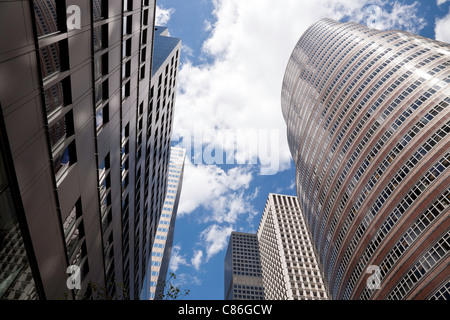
left=54, top=146, right=70, bottom=178
left=61, top=147, right=70, bottom=165
left=96, top=109, right=103, bottom=130
left=93, top=26, right=103, bottom=52
left=94, top=56, right=102, bottom=79
left=95, top=83, right=103, bottom=105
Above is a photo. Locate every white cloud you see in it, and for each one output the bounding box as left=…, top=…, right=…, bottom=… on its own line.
left=289, top=180, right=296, bottom=190
left=437, top=0, right=450, bottom=6
left=170, top=0, right=428, bottom=264
left=435, top=9, right=450, bottom=43
left=155, top=5, right=175, bottom=26
left=200, top=224, right=233, bottom=261
left=168, top=245, right=189, bottom=272
left=181, top=44, right=194, bottom=57
left=176, top=273, right=202, bottom=287
left=361, top=1, right=426, bottom=34
left=172, top=0, right=426, bottom=180
left=177, top=158, right=253, bottom=218
left=191, top=250, right=203, bottom=271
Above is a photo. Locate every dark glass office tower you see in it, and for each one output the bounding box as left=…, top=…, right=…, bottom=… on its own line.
left=0, top=0, right=180, bottom=300
left=282, top=19, right=450, bottom=299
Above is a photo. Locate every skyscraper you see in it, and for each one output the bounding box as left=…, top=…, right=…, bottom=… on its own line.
left=142, top=27, right=181, bottom=271
left=281, top=18, right=450, bottom=299
left=224, top=231, right=265, bottom=300
left=257, top=194, right=328, bottom=300
left=141, top=147, right=185, bottom=300
left=0, top=0, right=180, bottom=300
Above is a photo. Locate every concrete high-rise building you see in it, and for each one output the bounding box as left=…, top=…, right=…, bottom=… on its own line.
left=281, top=18, right=450, bottom=300
left=257, top=194, right=328, bottom=300
left=137, top=26, right=181, bottom=300
left=224, top=231, right=265, bottom=300
left=141, top=147, right=185, bottom=300
left=0, top=0, right=180, bottom=300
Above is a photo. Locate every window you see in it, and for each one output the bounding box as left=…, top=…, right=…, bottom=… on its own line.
left=48, top=110, right=74, bottom=150
left=93, top=25, right=107, bottom=52
left=142, top=29, right=148, bottom=45
left=122, top=60, right=131, bottom=80
left=94, top=54, right=107, bottom=80
left=140, top=65, right=146, bottom=79
left=33, top=0, right=61, bottom=37
left=142, top=9, right=149, bottom=26
left=96, top=104, right=109, bottom=132
left=39, top=42, right=62, bottom=79
left=63, top=201, right=83, bottom=256
left=53, top=140, right=76, bottom=181
left=93, top=0, right=107, bottom=21
left=123, top=38, right=132, bottom=57
left=43, top=80, right=66, bottom=115
left=123, top=15, right=132, bottom=35
left=63, top=199, right=89, bottom=295
left=122, top=81, right=130, bottom=100
left=123, top=0, right=132, bottom=12
left=95, top=80, right=108, bottom=106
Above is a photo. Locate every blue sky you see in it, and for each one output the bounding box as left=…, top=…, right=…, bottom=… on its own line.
left=154, top=0, right=450, bottom=300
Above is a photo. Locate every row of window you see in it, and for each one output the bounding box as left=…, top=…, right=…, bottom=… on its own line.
left=356, top=189, right=450, bottom=299
left=340, top=122, right=449, bottom=298
left=332, top=145, right=450, bottom=297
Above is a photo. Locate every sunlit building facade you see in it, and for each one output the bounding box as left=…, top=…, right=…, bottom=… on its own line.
left=0, top=0, right=182, bottom=300
left=141, top=147, right=185, bottom=300
left=257, top=194, right=328, bottom=300
left=281, top=18, right=450, bottom=299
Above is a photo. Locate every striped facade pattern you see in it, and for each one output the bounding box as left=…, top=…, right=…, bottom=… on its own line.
left=281, top=19, right=450, bottom=300
left=257, top=194, right=328, bottom=300
left=146, top=147, right=185, bottom=300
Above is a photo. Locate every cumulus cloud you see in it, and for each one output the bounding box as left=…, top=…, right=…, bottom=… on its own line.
left=200, top=224, right=233, bottom=261
left=172, top=0, right=426, bottom=177
left=155, top=5, right=175, bottom=26
left=170, top=272, right=202, bottom=290
left=437, top=0, right=450, bottom=6
left=181, top=44, right=194, bottom=57
left=191, top=250, right=204, bottom=271
left=361, top=1, right=426, bottom=34
left=170, top=0, right=428, bottom=264
left=168, top=245, right=189, bottom=272
left=435, top=9, right=450, bottom=43
left=177, top=158, right=253, bottom=217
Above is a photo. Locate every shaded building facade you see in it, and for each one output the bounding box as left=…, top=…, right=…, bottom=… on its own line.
left=224, top=231, right=265, bottom=300
left=281, top=19, right=450, bottom=299
left=0, top=0, right=180, bottom=300
left=257, top=194, right=328, bottom=300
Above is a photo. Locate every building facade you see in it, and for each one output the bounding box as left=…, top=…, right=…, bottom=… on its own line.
left=281, top=18, right=450, bottom=299
left=0, top=0, right=180, bottom=300
left=224, top=231, right=265, bottom=300
left=141, top=147, right=185, bottom=300
left=257, top=194, right=328, bottom=300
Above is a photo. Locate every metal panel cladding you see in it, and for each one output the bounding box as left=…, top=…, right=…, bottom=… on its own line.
left=281, top=18, right=450, bottom=300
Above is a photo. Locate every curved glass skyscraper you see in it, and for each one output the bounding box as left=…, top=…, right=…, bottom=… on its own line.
left=281, top=19, right=450, bottom=300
